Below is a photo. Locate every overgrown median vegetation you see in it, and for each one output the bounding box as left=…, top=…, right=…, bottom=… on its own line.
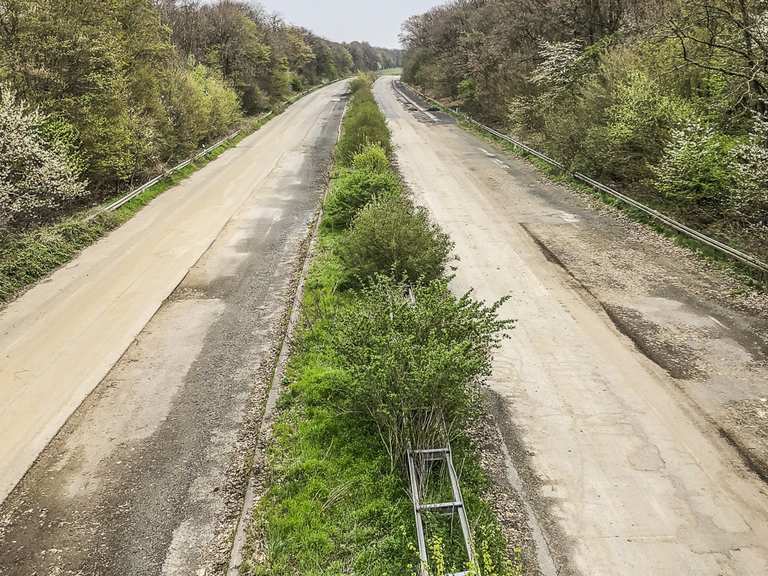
left=244, top=77, right=521, bottom=576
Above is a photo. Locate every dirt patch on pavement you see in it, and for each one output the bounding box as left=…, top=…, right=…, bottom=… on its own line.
left=601, top=305, right=706, bottom=380
left=519, top=172, right=768, bottom=484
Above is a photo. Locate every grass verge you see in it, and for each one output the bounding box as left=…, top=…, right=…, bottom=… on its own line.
left=243, top=76, right=524, bottom=576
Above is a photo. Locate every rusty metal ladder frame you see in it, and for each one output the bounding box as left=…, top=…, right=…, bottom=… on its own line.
left=407, top=446, right=475, bottom=576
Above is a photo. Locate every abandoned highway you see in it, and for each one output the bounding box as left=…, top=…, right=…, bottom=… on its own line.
left=1, top=75, right=768, bottom=576
left=0, top=81, right=347, bottom=575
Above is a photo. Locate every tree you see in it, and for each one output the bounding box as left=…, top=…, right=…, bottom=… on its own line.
left=0, top=85, right=87, bottom=228
left=668, top=0, right=768, bottom=115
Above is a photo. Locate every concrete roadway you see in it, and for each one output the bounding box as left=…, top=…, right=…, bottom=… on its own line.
left=0, top=81, right=347, bottom=574
left=376, top=76, right=768, bottom=576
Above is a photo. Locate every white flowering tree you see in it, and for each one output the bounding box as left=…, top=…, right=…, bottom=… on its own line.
left=730, top=113, right=768, bottom=227
left=655, top=112, right=768, bottom=228
left=0, top=85, right=87, bottom=229
left=530, top=40, right=586, bottom=94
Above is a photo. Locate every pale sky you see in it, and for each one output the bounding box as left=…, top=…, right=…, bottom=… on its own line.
left=258, top=0, right=445, bottom=48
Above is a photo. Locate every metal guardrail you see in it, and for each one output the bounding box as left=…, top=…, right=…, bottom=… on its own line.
left=92, top=79, right=347, bottom=219
left=96, top=125, right=249, bottom=216
left=396, top=81, right=768, bottom=277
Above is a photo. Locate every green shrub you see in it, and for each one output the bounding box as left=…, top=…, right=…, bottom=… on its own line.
left=323, top=168, right=401, bottom=230
left=654, top=122, right=739, bottom=222
left=162, top=64, right=242, bottom=159
left=577, top=68, right=692, bottom=182
left=348, top=74, right=373, bottom=96
left=327, top=275, right=512, bottom=465
left=336, top=194, right=453, bottom=287
left=323, top=145, right=401, bottom=230
left=351, top=143, right=391, bottom=174
left=337, top=83, right=392, bottom=165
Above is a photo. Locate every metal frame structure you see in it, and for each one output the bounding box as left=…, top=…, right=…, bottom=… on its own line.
left=407, top=446, right=475, bottom=576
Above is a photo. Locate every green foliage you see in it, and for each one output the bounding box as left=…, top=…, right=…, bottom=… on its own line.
left=458, top=78, right=477, bottom=109
left=337, top=79, right=392, bottom=165
left=324, top=144, right=400, bottom=230
left=327, top=276, right=512, bottom=464
left=594, top=69, right=691, bottom=181
left=323, top=168, right=401, bottom=231
left=348, top=74, right=373, bottom=96
left=654, top=123, right=739, bottom=221
left=351, top=143, right=391, bottom=174
left=244, top=353, right=415, bottom=576
left=337, top=194, right=453, bottom=288
left=247, top=250, right=515, bottom=575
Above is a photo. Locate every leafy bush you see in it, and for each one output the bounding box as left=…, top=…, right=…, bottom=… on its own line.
left=348, top=74, right=374, bottom=96
left=458, top=78, right=478, bottom=110
left=323, top=145, right=401, bottom=230
left=350, top=143, right=391, bottom=174
left=327, top=276, right=512, bottom=465
left=0, top=86, right=88, bottom=229
left=199, top=66, right=243, bottom=137
left=337, top=81, right=392, bottom=165
left=336, top=194, right=453, bottom=287
left=324, top=169, right=401, bottom=230
left=161, top=64, right=242, bottom=160
left=654, top=122, right=739, bottom=221
left=578, top=69, right=692, bottom=182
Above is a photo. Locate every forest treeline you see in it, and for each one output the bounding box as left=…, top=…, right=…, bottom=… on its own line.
left=402, top=0, right=768, bottom=257
left=0, top=0, right=401, bottom=229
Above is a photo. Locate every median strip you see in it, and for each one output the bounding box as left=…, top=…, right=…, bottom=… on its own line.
left=242, top=75, right=532, bottom=576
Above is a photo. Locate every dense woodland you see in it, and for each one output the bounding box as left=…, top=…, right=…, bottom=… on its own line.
left=0, top=0, right=401, bottom=229
left=402, top=0, right=768, bottom=256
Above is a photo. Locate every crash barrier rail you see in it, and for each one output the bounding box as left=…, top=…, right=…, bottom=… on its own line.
left=395, top=81, right=768, bottom=278
left=93, top=79, right=346, bottom=219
